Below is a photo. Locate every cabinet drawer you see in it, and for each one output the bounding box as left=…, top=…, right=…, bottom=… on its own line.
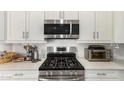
left=0, top=70, right=38, bottom=80
left=85, top=70, right=119, bottom=80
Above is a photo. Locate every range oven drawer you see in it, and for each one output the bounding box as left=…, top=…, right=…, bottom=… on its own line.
left=39, top=70, right=84, bottom=81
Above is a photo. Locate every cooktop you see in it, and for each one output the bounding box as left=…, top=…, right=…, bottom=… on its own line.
left=39, top=53, right=84, bottom=70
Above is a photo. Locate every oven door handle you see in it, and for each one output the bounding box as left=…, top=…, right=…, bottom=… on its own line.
left=38, top=75, right=84, bottom=81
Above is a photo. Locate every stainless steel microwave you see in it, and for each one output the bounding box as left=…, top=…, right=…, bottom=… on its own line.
left=44, top=20, right=79, bottom=39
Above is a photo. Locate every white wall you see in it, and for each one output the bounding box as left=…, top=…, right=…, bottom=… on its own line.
left=113, top=44, right=124, bottom=60
left=11, top=40, right=117, bottom=58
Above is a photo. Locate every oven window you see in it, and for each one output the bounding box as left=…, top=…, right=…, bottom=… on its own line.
left=91, top=52, right=106, bottom=59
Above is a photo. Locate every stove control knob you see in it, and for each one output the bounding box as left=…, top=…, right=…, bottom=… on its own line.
left=69, top=72, right=73, bottom=75
left=74, top=72, right=78, bottom=76
left=46, top=71, right=48, bottom=75
left=50, top=72, right=52, bottom=76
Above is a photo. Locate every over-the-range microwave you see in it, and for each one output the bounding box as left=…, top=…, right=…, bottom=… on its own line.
left=44, top=20, right=79, bottom=39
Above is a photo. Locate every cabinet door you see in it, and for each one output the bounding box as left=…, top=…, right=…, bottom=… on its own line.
left=119, top=70, right=124, bottom=81
left=44, top=11, right=60, bottom=20
left=113, top=12, right=124, bottom=43
left=0, top=70, right=38, bottom=80
left=85, top=70, right=119, bottom=81
left=64, top=11, right=79, bottom=20
left=96, top=12, right=113, bottom=41
left=7, top=12, right=26, bottom=41
left=79, top=12, right=95, bottom=41
left=0, top=12, right=5, bottom=41
left=27, top=11, right=44, bottom=41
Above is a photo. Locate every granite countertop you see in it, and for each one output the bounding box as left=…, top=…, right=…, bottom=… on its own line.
left=0, top=57, right=124, bottom=70
left=0, top=58, right=46, bottom=70
left=77, top=57, right=124, bottom=70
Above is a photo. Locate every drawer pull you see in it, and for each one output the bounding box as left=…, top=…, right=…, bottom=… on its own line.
left=97, top=73, right=106, bottom=76
left=14, top=73, right=24, bottom=76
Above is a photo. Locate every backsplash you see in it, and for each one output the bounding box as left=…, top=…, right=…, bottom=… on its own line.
left=0, top=43, right=12, bottom=51
left=113, top=44, right=124, bottom=59
left=0, top=41, right=124, bottom=59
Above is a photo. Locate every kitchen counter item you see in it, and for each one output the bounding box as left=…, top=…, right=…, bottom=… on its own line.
left=0, top=52, right=17, bottom=64
left=84, top=45, right=113, bottom=62
left=24, top=45, right=33, bottom=61
left=31, top=45, right=40, bottom=63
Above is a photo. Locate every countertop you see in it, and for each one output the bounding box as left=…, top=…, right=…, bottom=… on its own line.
left=0, top=58, right=46, bottom=70
left=0, top=58, right=124, bottom=70
left=78, top=58, right=124, bottom=70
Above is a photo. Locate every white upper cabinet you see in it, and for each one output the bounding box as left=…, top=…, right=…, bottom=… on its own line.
left=113, top=12, right=124, bottom=43
left=44, top=11, right=79, bottom=20
left=0, top=12, right=5, bottom=41
left=96, top=12, right=113, bottom=41
left=44, top=11, right=60, bottom=20
left=7, top=11, right=45, bottom=43
left=78, top=11, right=113, bottom=43
left=7, top=11, right=26, bottom=41
left=79, top=11, right=95, bottom=41
left=63, top=11, right=79, bottom=20
left=27, top=11, right=44, bottom=41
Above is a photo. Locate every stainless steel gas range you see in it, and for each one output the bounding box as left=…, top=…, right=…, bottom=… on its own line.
left=38, top=47, right=85, bottom=81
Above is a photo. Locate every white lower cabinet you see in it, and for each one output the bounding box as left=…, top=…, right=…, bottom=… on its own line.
left=0, top=70, right=38, bottom=80
left=85, top=70, right=120, bottom=81
left=118, top=70, right=124, bottom=81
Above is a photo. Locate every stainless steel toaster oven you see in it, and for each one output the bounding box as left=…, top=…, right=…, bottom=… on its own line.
left=84, top=45, right=113, bottom=62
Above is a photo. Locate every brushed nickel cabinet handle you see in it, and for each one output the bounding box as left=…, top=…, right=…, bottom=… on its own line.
left=26, top=32, right=29, bottom=39
left=22, top=32, right=25, bottom=39
left=97, top=73, right=106, bottom=76
left=93, top=32, right=95, bottom=39
left=97, top=32, right=99, bottom=39
left=14, top=73, right=24, bottom=76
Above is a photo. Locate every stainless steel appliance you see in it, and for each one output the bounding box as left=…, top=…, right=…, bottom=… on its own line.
left=31, top=45, right=40, bottom=62
left=84, top=45, right=113, bottom=62
left=24, top=45, right=40, bottom=62
left=38, top=47, right=84, bottom=81
left=44, top=20, right=79, bottom=39
left=24, top=45, right=33, bottom=61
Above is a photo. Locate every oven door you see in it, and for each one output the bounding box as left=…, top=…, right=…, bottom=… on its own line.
left=89, top=50, right=109, bottom=61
